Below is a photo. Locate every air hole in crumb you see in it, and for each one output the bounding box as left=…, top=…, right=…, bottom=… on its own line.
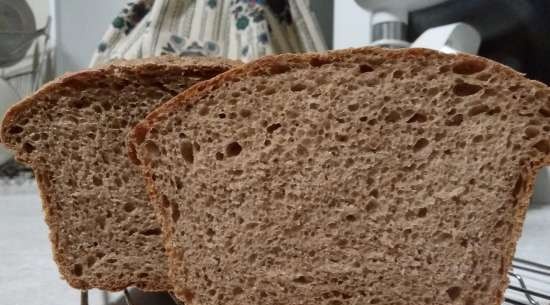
left=445, top=114, right=463, bottom=126
left=140, top=228, right=162, bottom=236
left=95, top=216, right=106, bottom=229
left=487, top=107, right=501, bottom=115
left=137, top=272, right=148, bottom=278
left=310, top=57, right=331, bottom=67
left=438, top=65, right=450, bottom=73
left=8, top=126, right=23, bottom=134
left=468, top=104, right=489, bottom=116
left=264, top=87, right=276, bottom=95
left=385, top=111, right=400, bottom=123
left=293, top=275, right=313, bottom=284
left=226, top=142, right=242, bottom=157
left=534, top=140, right=550, bottom=154
left=358, top=64, right=374, bottom=73
left=453, top=83, right=482, bottom=96
left=144, top=141, right=160, bottom=157
left=22, top=142, right=34, bottom=154
left=310, top=103, right=320, bottom=110
left=393, top=70, right=404, bottom=79
left=160, top=195, right=170, bottom=208
left=239, top=109, right=252, bottom=117
left=452, top=59, right=487, bottom=75
left=73, top=264, right=83, bottom=276
left=345, top=214, right=357, bottom=222
left=335, top=134, right=348, bottom=142
left=215, top=152, right=224, bottom=160
left=291, top=83, right=307, bottom=92
left=218, top=113, right=226, bottom=119
left=92, top=176, right=103, bottom=186
left=270, top=62, right=290, bottom=74
left=199, top=106, right=209, bottom=116
left=171, top=201, right=180, bottom=222
left=92, top=104, right=102, bottom=113
left=539, top=108, right=550, bottom=117
left=407, top=112, right=428, bottom=123
left=71, top=99, right=91, bottom=109
left=296, top=145, right=308, bottom=156
left=417, top=208, right=427, bottom=218
left=446, top=286, right=462, bottom=300
left=366, top=200, right=378, bottom=212
left=267, top=123, right=281, bottom=133
left=359, top=116, right=367, bottom=122
left=123, top=202, right=135, bottom=212
left=181, top=141, right=194, bottom=164
left=413, top=138, right=429, bottom=152
left=369, top=189, right=379, bottom=198
left=232, top=287, right=244, bottom=295
left=347, top=104, right=359, bottom=112
left=464, top=297, right=475, bottom=305
left=86, top=256, right=96, bottom=267
left=472, top=135, right=484, bottom=143
left=524, top=127, right=539, bottom=139
left=435, top=232, right=453, bottom=243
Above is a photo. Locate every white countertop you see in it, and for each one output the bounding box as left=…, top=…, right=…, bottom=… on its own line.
left=1, top=182, right=549, bottom=305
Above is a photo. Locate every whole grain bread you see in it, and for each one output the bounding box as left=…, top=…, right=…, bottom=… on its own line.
left=0, top=56, right=238, bottom=291
left=130, top=47, right=550, bottom=305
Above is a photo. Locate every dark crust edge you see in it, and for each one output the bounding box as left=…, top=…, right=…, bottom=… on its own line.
left=129, top=47, right=550, bottom=304
left=0, top=58, right=237, bottom=292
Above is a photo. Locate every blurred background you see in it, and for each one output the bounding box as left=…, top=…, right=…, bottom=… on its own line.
left=1, top=1, right=549, bottom=305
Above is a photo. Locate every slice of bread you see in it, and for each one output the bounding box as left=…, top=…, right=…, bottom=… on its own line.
left=0, top=56, right=238, bottom=291
left=130, top=47, right=550, bottom=305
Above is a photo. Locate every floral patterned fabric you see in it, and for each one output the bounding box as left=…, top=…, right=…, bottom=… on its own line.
left=90, top=0, right=327, bottom=66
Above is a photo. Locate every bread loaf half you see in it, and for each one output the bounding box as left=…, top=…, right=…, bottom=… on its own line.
left=0, top=56, right=238, bottom=291
left=130, top=48, right=550, bottom=305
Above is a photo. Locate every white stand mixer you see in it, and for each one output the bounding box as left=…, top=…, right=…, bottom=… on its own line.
left=354, top=0, right=481, bottom=54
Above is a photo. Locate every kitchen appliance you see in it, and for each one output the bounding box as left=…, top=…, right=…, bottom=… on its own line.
left=355, top=0, right=482, bottom=54
left=0, top=78, right=19, bottom=164
left=353, top=0, right=550, bottom=84
left=0, top=0, right=37, bottom=67
left=0, top=0, right=53, bottom=177
left=355, top=0, right=450, bottom=48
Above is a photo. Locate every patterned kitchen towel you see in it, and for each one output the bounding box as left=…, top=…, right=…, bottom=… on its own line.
left=90, top=0, right=327, bottom=66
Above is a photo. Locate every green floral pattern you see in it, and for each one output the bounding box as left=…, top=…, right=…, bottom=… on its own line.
left=161, top=34, right=221, bottom=57
left=207, top=0, right=217, bottom=9
left=91, top=0, right=326, bottom=65
left=236, top=16, right=249, bottom=30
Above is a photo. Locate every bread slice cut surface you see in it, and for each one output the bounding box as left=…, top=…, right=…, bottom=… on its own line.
left=131, top=48, right=550, bottom=305
left=0, top=56, right=238, bottom=291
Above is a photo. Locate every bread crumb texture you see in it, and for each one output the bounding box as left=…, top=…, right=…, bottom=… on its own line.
left=132, top=48, right=550, bottom=305
left=0, top=56, right=236, bottom=291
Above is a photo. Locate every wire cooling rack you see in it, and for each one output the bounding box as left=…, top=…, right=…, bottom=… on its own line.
left=78, top=257, right=550, bottom=305
left=505, top=258, right=550, bottom=305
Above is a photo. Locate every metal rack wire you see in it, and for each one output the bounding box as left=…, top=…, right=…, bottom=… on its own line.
left=505, top=258, right=550, bottom=305
left=78, top=289, right=184, bottom=305
left=78, top=257, right=550, bottom=305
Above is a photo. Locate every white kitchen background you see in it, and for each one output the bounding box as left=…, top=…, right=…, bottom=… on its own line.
left=1, top=1, right=549, bottom=305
